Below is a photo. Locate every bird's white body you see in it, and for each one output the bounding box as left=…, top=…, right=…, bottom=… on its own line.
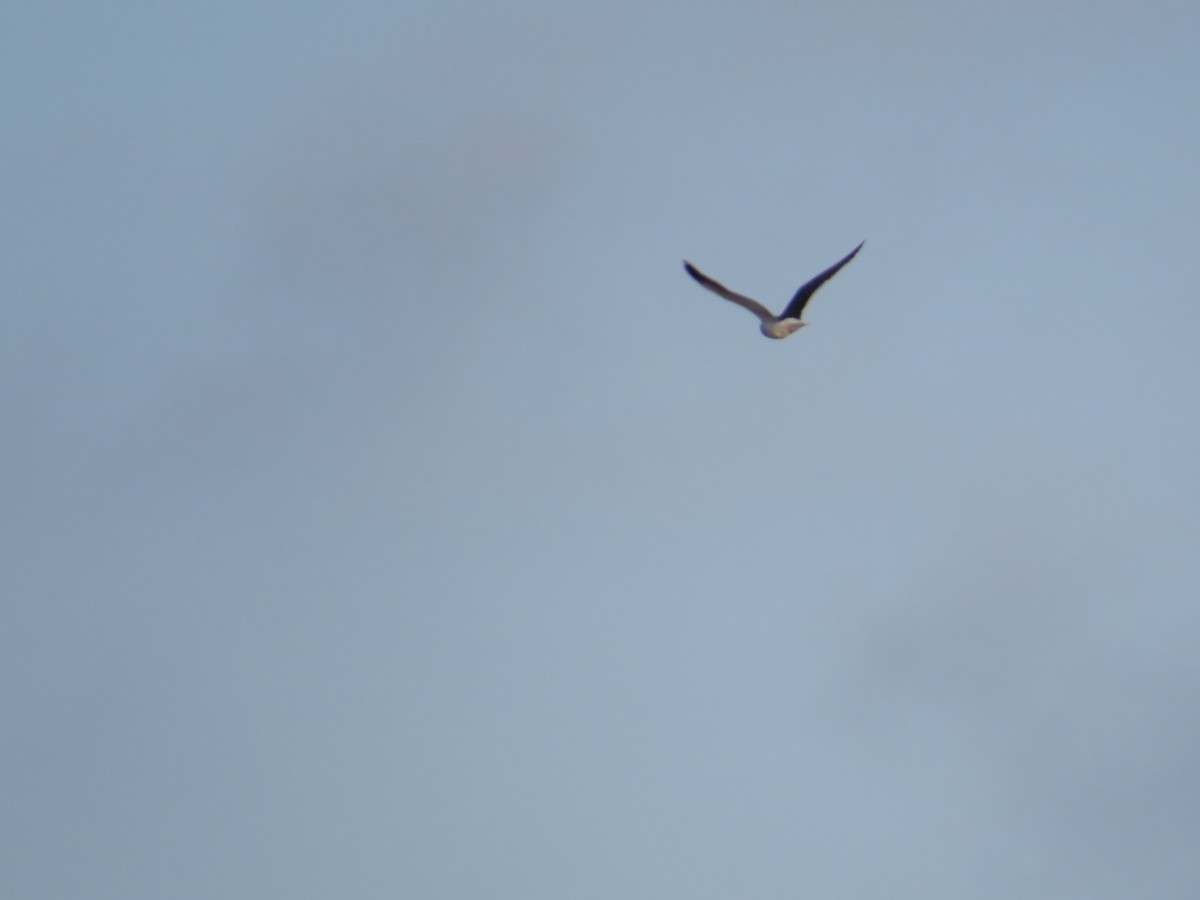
left=760, top=318, right=806, bottom=339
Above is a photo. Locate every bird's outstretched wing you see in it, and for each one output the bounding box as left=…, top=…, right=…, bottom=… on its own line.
left=780, top=241, right=864, bottom=320
left=683, top=261, right=774, bottom=322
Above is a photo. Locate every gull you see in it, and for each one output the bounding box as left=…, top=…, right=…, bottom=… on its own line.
left=683, top=241, right=864, bottom=339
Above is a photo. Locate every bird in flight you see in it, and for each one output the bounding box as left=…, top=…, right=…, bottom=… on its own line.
left=683, top=241, right=864, bottom=339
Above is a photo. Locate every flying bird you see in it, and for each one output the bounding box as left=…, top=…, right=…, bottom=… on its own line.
left=683, top=241, right=864, bottom=339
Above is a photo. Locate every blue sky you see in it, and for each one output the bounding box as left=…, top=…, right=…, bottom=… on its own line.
left=4, top=2, right=1199, bottom=897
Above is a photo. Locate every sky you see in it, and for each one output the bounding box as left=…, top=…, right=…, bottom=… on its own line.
left=3, top=1, right=1199, bottom=897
